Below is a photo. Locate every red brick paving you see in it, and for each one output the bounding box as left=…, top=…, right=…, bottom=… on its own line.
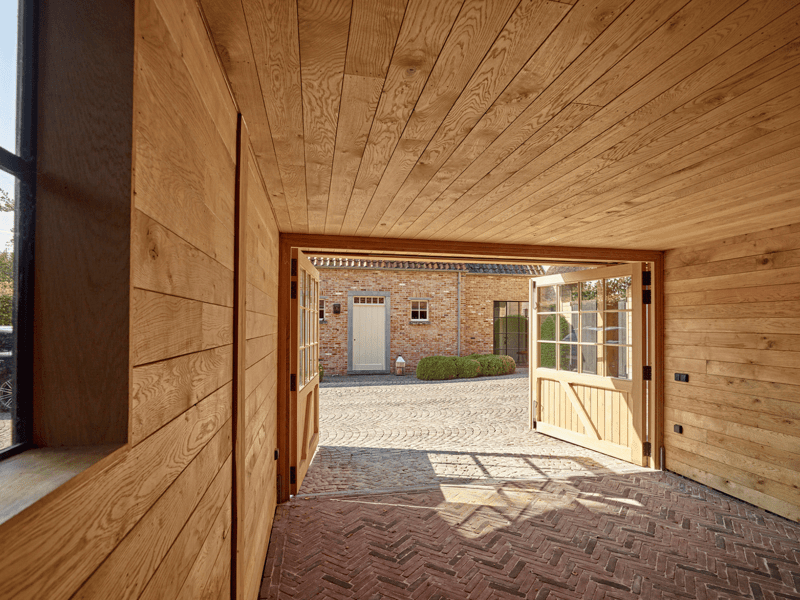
left=260, top=472, right=800, bottom=599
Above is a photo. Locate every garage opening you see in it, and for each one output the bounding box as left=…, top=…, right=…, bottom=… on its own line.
left=282, top=243, right=660, bottom=499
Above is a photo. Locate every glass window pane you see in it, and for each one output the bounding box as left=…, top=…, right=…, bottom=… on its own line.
left=580, top=345, right=600, bottom=375
left=508, top=302, right=519, bottom=316
left=606, top=345, right=632, bottom=379
left=537, top=314, right=558, bottom=341
left=522, top=302, right=529, bottom=317
left=539, top=343, right=556, bottom=369
left=604, top=311, right=632, bottom=345
left=559, top=283, right=579, bottom=312
left=537, top=287, right=556, bottom=312
left=559, top=343, right=578, bottom=372
left=581, top=280, right=601, bottom=311
left=0, top=1, right=19, bottom=154
left=581, top=312, right=599, bottom=344
left=0, top=174, right=16, bottom=451
left=559, top=313, right=578, bottom=343
left=605, top=276, right=632, bottom=310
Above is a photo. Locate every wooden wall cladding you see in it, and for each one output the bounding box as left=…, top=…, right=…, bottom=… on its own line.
left=241, top=146, right=280, bottom=600
left=0, top=0, right=280, bottom=598
left=202, top=0, right=800, bottom=250
left=664, top=222, right=800, bottom=523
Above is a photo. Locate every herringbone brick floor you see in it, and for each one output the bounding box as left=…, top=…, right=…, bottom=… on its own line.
left=260, top=375, right=800, bottom=599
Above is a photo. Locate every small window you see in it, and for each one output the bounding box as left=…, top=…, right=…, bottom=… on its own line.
left=319, top=299, right=325, bottom=321
left=411, top=300, right=428, bottom=321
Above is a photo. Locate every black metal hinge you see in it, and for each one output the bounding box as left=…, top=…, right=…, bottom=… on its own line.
left=290, top=374, right=296, bottom=392
left=643, top=442, right=652, bottom=457
left=291, top=258, right=297, bottom=277
left=642, top=289, right=651, bottom=304
left=274, top=449, right=279, bottom=460
left=643, top=366, right=652, bottom=381
left=290, top=466, right=297, bottom=485
left=642, top=270, right=652, bottom=286
left=290, top=281, right=297, bottom=299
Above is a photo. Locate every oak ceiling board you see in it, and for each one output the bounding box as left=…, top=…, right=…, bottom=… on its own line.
left=201, top=0, right=800, bottom=251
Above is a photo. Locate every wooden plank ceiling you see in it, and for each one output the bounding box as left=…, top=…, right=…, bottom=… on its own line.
left=200, top=0, right=800, bottom=250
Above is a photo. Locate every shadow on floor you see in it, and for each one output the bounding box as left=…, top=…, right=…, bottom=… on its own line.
left=264, top=469, right=800, bottom=600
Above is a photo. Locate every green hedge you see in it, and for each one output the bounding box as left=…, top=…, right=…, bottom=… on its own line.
left=538, top=315, right=571, bottom=368
left=416, top=356, right=457, bottom=380
left=416, top=354, right=516, bottom=380
left=455, top=357, right=481, bottom=378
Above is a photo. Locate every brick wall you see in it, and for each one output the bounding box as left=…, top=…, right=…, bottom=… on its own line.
left=461, top=275, right=531, bottom=357
left=319, top=268, right=532, bottom=376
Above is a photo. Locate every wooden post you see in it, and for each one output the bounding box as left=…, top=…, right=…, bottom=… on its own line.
left=277, top=236, right=293, bottom=503
left=231, top=114, right=249, bottom=600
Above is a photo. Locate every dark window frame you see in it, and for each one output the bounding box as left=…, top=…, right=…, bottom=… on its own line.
left=493, top=300, right=529, bottom=367
left=0, top=0, right=38, bottom=460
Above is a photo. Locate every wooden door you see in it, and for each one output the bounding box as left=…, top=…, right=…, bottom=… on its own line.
left=529, top=264, right=649, bottom=466
left=352, top=296, right=387, bottom=371
left=290, top=249, right=320, bottom=494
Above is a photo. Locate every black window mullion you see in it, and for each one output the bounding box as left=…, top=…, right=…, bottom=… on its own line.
left=0, top=0, right=38, bottom=458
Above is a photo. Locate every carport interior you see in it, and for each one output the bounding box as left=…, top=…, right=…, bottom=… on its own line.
left=2, top=0, right=799, bottom=599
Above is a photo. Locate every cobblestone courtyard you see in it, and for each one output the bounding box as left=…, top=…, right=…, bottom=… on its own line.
left=299, top=372, right=646, bottom=496
left=261, top=373, right=800, bottom=599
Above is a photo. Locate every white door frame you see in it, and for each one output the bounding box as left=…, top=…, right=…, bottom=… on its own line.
left=347, top=290, right=391, bottom=374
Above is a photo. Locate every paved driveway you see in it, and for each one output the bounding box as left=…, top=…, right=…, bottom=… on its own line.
left=261, top=373, right=800, bottom=600
left=299, top=371, right=646, bottom=496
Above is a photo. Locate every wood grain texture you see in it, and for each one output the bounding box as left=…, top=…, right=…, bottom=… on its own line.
left=338, top=0, right=465, bottom=236
left=199, top=0, right=292, bottom=230
left=242, top=0, right=308, bottom=231
left=32, top=0, right=133, bottom=446
left=204, top=0, right=800, bottom=252
left=299, top=0, right=351, bottom=233
left=131, top=288, right=234, bottom=366
left=664, top=226, right=800, bottom=522
left=131, top=348, right=233, bottom=445
left=0, top=386, right=232, bottom=600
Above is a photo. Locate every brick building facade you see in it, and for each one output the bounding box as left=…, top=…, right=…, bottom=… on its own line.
left=313, top=258, right=544, bottom=376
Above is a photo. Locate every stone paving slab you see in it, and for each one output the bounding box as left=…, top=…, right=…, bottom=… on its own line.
left=262, top=373, right=800, bottom=599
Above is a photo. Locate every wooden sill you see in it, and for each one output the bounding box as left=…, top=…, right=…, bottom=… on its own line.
left=0, top=444, right=122, bottom=525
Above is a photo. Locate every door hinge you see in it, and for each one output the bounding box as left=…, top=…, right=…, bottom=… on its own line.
left=290, top=466, right=297, bottom=485
left=290, top=374, right=296, bottom=392
left=643, top=366, right=652, bottom=381
left=291, top=258, right=297, bottom=277
left=643, top=442, right=651, bottom=457
left=642, top=289, right=651, bottom=304
left=642, top=270, right=652, bottom=286
left=274, top=449, right=279, bottom=460
left=290, top=281, right=297, bottom=299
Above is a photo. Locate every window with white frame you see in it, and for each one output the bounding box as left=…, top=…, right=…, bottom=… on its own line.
left=411, top=300, right=428, bottom=321
left=319, top=299, right=325, bottom=321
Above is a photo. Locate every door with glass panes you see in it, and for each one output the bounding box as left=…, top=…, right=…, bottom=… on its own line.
left=529, top=264, right=647, bottom=466
left=290, top=249, right=320, bottom=493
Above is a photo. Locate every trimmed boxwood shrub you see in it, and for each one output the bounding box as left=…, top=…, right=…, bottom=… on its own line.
left=455, top=357, right=481, bottom=378
left=417, top=354, right=517, bottom=380
left=416, top=356, right=457, bottom=380
left=498, top=354, right=516, bottom=374
left=467, top=354, right=505, bottom=376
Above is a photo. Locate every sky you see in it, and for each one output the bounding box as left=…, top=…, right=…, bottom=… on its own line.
left=0, top=0, right=20, bottom=252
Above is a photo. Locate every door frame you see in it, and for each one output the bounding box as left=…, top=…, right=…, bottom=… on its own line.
left=277, top=234, right=664, bottom=502
left=347, top=290, right=391, bottom=374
